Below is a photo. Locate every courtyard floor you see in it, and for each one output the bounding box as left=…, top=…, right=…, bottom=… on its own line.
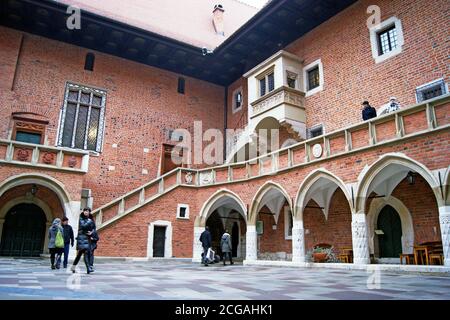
left=0, top=257, right=449, bottom=300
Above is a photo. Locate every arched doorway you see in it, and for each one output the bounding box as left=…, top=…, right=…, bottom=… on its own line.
left=377, top=205, right=402, bottom=258
left=0, top=203, right=47, bottom=257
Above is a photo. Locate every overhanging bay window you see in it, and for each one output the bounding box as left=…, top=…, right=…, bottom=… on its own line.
left=58, top=83, right=106, bottom=152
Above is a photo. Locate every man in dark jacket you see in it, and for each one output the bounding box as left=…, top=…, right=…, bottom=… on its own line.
left=59, top=216, right=74, bottom=268
left=199, top=226, right=212, bottom=266
left=362, top=101, right=377, bottom=121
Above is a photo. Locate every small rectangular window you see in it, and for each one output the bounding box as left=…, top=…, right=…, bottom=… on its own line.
left=267, top=73, right=275, bottom=92
left=84, top=53, right=95, bottom=71
left=177, top=204, right=189, bottom=219
left=177, top=77, right=185, bottom=94
left=307, top=67, right=320, bottom=91
left=179, top=207, right=186, bottom=218
left=308, top=125, right=323, bottom=138
left=416, top=79, right=447, bottom=103
left=15, top=131, right=42, bottom=144
left=377, top=25, right=398, bottom=55
left=259, top=78, right=266, bottom=96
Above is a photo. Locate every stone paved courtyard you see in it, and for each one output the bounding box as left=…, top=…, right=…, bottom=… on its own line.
left=0, top=257, right=449, bottom=300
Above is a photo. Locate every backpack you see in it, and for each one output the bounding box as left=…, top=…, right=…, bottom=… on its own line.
left=55, top=229, right=64, bottom=248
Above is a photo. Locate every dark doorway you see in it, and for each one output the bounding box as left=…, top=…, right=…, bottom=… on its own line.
left=206, top=212, right=224, bottom=256
left=232, top=222, right=239, bottom=257
left=377, top=205, right=402, bottom=258
left=153, top=226, right=166, bottom=257
left=0, top=203, right=47, bottom=257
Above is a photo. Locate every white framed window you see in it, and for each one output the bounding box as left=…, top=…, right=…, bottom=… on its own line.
left=232, top=87, right=243, bottom=113
left=177, top=204, right=189, bottom=219
left=257, top=67, right=275, bottom=97
left=415, top=78, right=448, bottom=103
left=369, top=17, right=404, bottom=64
left=284, top=206, right=293, bottom=240
left=303, top=59, right=323, bottom=96
left=307, top=124, right=324, bottom=139
left=57, top=82, right=106, bottom=153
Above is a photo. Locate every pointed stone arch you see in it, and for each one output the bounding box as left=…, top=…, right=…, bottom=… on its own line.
left=248, top=181, right=292, bottom=226
left=294, top=168, right=353, bottom=220
left=355, top=153, right=442, bottom=213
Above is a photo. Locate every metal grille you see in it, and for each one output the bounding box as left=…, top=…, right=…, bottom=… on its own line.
left=416, top=79, right=446, bottom=102
left=58, top=83, right=106, bottom=152
left=378, top=26, right=398, bottom=55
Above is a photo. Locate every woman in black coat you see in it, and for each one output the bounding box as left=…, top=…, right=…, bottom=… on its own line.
left=70, top=208, right=96, bottom=274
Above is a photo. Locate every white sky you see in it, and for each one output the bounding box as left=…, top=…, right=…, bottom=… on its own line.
left=240, top=0, right=270, bottom=9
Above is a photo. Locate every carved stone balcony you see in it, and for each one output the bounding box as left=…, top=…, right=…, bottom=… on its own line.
left=0, top=139, right=89, bottom=173
left=250, top=86, right=306, bottom=139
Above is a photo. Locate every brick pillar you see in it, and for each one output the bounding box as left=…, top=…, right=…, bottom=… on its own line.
left=439, top=206, right=450, bottom=267
left=246, top=225, right=257, bottom=261
left=351, top=213, right=370, bottom=264
left=292, top=219, right=305, bottom=262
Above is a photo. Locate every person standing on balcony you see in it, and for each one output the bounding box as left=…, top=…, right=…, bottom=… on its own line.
left=220, top=230, right=234, bottom=266
left=199, top=226, right=212, bottom=266
left=71, top=208, right=95, bottom=274
left=362, top=101, right=377, bottom=121
left=386, top=97, right=401, bottom=113
left=56, top=216, right=74, bottom=269
left=48, top=218, right=64, bottom=270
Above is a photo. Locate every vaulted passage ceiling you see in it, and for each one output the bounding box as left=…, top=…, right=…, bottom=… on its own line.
left=0, top=0, right=357, bottom=86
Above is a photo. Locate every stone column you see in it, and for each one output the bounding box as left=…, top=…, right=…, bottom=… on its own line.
left=43, top=222, right=52, bottom=254
left=439, top=206, right=450, bottom=267
left=291, top=219, right=305, bottom=263
left=192, top=226, right=204, bottom=263
left=245, top=225, right=257, bottom=261
left=351, top=213, right=370, bottom=264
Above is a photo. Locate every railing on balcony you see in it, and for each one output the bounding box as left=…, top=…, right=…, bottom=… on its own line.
left=0, top=139, right=89, bottom=173
left=93, top=94, right=449, bottom=229
left=250, top=85, right=305, bottom=118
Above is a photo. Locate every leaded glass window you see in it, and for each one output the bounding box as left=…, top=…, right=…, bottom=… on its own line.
left=377, top=25, right=398, bottom=55
left=58, top=83, right=106, bottom=152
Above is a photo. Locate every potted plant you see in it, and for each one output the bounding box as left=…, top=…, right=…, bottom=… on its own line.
left=312, top=246, right=329, bottom=263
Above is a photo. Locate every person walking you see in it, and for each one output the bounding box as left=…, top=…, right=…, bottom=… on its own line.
left=220, top=230, right=234, bottom=266
left=71, top=208, right=95, bottom=274
left=361, top=101, right=377, bottom=121
left=57, top=216, right=74, bottom=269
left=199, top=226, right=212, bottom=267
left=48, top=218, right=64, bottom=269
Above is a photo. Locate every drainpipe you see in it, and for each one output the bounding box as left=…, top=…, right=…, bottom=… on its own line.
left=223, top=85, right=228, bottom=162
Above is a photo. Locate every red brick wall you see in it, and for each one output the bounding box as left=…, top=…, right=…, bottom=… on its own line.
left=303, top=189, right=353, bottom=253
left=391, top=176, right=441, bottom=245
left=285, top=0, right=449, bottom=132
left=258, top=204, right=292, bottom=254
left=0, top=26, right=225, bottom=208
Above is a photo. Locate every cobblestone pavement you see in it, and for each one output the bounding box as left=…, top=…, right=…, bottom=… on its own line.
left=0, top=257, right=449, bottom=300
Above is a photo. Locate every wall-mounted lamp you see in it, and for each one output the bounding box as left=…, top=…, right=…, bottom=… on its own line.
left=31, top=184, right=38, bottom=195
left=406, top=171, right=416, bottom=185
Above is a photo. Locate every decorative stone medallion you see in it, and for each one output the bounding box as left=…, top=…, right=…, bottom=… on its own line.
left=17, top=149, right=30, bottom=161
left=68, top=155, right=77, bottom=168
left=185, top=172, right=193, bottom=184
left=42, top=152, right=54, bottom=164
left=312, top=143, right=323, bottom=158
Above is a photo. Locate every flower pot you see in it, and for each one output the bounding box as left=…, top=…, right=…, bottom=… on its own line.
left=313, top=252, right=328, bottom=263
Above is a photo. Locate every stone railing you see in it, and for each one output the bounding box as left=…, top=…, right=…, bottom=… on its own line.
left=250, top=85, right=305, bottom=118
left=0, top=139, right=89, bottom=173
left=93, top=94, right=450, bottom=229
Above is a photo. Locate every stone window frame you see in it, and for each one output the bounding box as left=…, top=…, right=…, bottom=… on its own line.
left=256, top=65, right=275, bottom=97
left=57, top=82, right=107, bottom=154
left=369, top=16, right=404, bottom=64
left=11, top=114, right=48, bottom=145
left=307, top=123, right=325, bottom=139
left=303, top=59, right=324, bottom=96
left=177, top=203, right=190, bottom=220
left=415, top=78, right=448, bottom=103
left=232, top=86, right=243, bottom=114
